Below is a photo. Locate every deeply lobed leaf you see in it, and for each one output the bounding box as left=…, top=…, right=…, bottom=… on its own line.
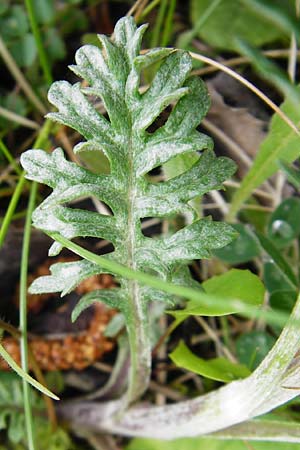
left=21, top=16, right=236, bottom=401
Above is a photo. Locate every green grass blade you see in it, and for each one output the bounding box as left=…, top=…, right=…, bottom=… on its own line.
left=0, top=174, right=26, bottom=248
left=228, top=93, right=300, bottom=220
left=161, top=0, right=176, bottom=46
left=235, top=39, right=300, bottom=106
left=0, top=139, right=23, bottom=176
left=47, top=232, right=292, bottom=328
left=0, top=343, right=59, bottom=400
left=24, top=0, right=53, bottom=85
left=19, top=181, right=37, bottom=450
left=150, top=0, right=168, bottom=47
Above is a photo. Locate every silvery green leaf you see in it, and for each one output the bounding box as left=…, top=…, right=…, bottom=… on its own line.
left=72, top=289, right=125, bottom=322
left=32, top=205, right=119, bottom=244
left=29, top=259, right=108, bottom=296
left=135, top=131, right=212, bottom=176
left=21, top=16, right=236, bottom=401
left=140, top=51, right=192, bottom=103
left=134, top=87, right=189, bottom=131
left=47, top=81, right=115, bottom=145
left=160, top=220, right=238, bottom=264
left=133, top=48, right=173, bottom=71
left=137, top=150, right=236, bottom=216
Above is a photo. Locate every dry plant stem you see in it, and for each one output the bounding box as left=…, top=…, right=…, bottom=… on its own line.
left=192, top=49, right=300, bottom=77
left=0, top=35, right=46, bottom=115
left=0, top=106, right=39, bottom=130
left=189, top=51, right=300, bottom=136
left=202, top=202, right=274, bottom=213
left=58, top=293, right=300, bottom=439
left=126, top=0, right=149, bottom=18
left=208, top=190, right=228, bottom=215
left=288, top=0, right=300, bottom=81
left=202, top=118, right=251, bottom=169
left=134, top=0, right=149, bottom=20
left=202, top=120, right=276, bottom=200
left=273, top=171, right=285, bottom=207
left=224, top=180, right=274, bottom=201
left=194, top=316, right=237, bottom=363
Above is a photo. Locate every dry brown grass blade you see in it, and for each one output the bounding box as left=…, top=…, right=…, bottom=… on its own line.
left=189, top=51, right=300, bottom=137
left=192, top=49, right=300, bottom=76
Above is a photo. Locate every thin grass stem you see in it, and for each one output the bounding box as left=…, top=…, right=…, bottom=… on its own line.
left=0, top=174, right=26, bottom=248
left=25, top=0, right=53, bottom=86
left=48, top=232, right=293, bottom=328
left=139, top=0, right=160, bottom=19
left=0, top=106, right=39, bottom=130
left=192, top=48, right=300, bottom=76
left=161, top=0, right=176, bottom=47
left=19, top=182, right=38, bottom=450
left=150, top=0, right=168, bottom=48
left=189, top=51, right=300, bottom=136
left=0, top=139, right=23, bottom=176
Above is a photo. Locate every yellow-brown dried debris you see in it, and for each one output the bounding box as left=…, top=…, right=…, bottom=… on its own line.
left=1, top=259, right=117, bottom=371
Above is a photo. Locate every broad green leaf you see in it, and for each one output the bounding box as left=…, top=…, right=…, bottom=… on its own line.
left=214, top=223, right=261, bottom=264
left=202, top=269, right=265, bottom=302
left=170, top=269, right=264, bottom=318
left=236, top=331, right=276, bottom=370
left=229, top=91, right=300, bottom=219
left=267, top=198, right=300, bottom=248
left=190, top=0, right=289, bottom=51
left=170, top=341, right=250, bottom=382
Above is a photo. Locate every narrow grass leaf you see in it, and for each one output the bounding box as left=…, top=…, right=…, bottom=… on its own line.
left=229, top=91, right=300, bottom=219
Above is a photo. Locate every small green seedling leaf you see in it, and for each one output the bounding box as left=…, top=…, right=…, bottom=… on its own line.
left=171, top=269, right=265, bottom=318
left=170, top=341, right=250, bottom=382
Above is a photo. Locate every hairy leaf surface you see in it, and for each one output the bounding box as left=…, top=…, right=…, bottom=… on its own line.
left=21, top=17, right=236, bottom=401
